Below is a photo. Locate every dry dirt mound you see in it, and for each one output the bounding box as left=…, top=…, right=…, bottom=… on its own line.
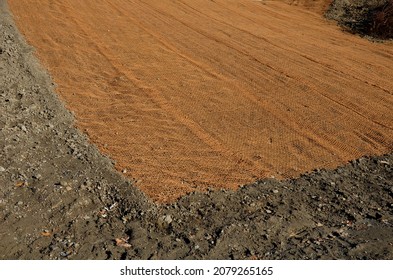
left=8, top=0, right=393, bottom=203
left=327, top=0, right=393, bottom=39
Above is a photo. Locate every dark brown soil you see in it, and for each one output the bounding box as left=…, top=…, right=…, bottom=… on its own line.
left=327, top=0, right=393, bottom=39
left=1, top=0, right=392, bottom=259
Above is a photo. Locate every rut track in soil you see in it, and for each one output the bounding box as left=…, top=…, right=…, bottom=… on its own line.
left=7, top=0, right=393, bottom=203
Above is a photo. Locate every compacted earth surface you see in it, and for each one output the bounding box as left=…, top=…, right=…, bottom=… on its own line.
left=1, top=0, right=393, bottom=259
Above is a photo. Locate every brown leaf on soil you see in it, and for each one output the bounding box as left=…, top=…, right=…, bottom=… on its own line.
left=115, top=238, right=132, bottom=248
left=15, top=181, right=28, bottom=188
left=41, top=231, right=51, bottom=237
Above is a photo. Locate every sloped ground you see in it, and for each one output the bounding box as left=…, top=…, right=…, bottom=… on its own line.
left=327, top=0, right=393, bottom=39
left=1, top=0, right=392, bottom=259
left=281, top=0, right=333, bottom=13
left=7, top=0, right=393, bottom=203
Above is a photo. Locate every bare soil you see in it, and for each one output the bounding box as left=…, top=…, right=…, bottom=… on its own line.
left=1, top=0, right=392, bottom=259
left=326, top=0, right=393, bottom=40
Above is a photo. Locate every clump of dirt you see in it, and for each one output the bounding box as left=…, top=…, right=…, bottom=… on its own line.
left=327, top=0, right=393, bottom=39
left=1, top=0, right=393, bottom=260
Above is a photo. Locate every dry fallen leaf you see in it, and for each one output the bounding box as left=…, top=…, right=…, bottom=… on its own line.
left=15, top=181, right=28, bottom=188
left=115, top=238, right=132, bottom=248
left=41, top=231, right=51, bottom=237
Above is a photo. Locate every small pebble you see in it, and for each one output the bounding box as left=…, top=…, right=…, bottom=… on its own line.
left=60, top=252, right=68, bottom=257
left=0, top=166, right=5, bottom=172
left=60, top=181, right=68, bottom=187
left=164, top=215, right=173, bottom=224
left=20, top=125, right=27, bottom=132
left=266, top=209, right=272, bottom=214
left=273, top=189, right=279, bottom=194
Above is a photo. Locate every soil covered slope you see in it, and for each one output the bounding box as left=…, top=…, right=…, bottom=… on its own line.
left=7, top=0, right=393, bottom=202
left=1, top=0, right=392, bottom=260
